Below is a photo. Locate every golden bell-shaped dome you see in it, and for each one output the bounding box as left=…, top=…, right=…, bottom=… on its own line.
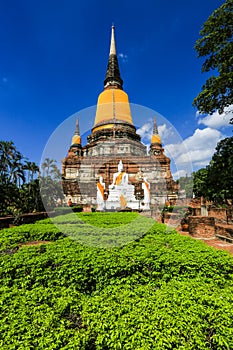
left=151, top=134, right=161, bottom=144
left=72, top=135, right=81, bottom=145
left=93, top=88, right=133, bottom=132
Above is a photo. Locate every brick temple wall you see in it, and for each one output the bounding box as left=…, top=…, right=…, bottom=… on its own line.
left=62, top=153, right=177, bottom=207
left=188, top=216, right=216, bottom=238
left=208, top=208, right=227, bottom=222
left=215, top=224, right=233, bottom=240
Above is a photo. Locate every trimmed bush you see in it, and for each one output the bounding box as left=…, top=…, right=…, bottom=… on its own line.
left=1, top=213, right=233, bottom=349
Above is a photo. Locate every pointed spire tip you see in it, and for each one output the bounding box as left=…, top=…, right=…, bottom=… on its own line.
left=75, top=118, right=80, bottom=135
left=110, top=25, right=116, bottom=55
left=104, top=25, right=123, bottom=89
left=153, top=117, right=158, bottom=134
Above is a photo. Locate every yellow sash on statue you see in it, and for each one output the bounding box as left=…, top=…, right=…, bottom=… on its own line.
left=115, top=172, right=124, bottom=185
left=97, top=182, right=104, bottom=199
left=120, top=194, right=127, bottom=207
left=144, top=181, right=150, bottom=194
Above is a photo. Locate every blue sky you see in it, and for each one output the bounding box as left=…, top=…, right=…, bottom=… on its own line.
left=0, top=0, right=232, bottom=178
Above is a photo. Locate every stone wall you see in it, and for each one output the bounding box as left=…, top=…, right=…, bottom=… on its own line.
left=188, top=216, right=215, bottom=238
left=208, top=208, right=227, bottom=222
left=62, top=149, right=177, bottom=208
left=0, top=212, right=48, bottom=229
left=164, top=212, right=183, bottom=227
left=191, top=208, right=201, bottom=216
left=215, top=224, right=233, bottom=241
left=0, top=216, right=13, bottom=229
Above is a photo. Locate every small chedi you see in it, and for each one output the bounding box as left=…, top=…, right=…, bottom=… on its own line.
left=62, top=26, right=178, bottom=210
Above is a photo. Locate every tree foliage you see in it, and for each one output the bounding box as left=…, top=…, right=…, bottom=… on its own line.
left=193, top=0, right=233, bottom=115
left=176, top=175, right=194, bottom=198
left=193, top=168, right=209, bottom=199
left=0, top=141, right=25, bottom=186
left=0, top=141, right=44, bottom=216
left=0, top=141, right=66, bottom=216
left=193, top=136, right=233, bottom=203
left=39, top=158, right=64, bottom=210
left=208, top=136, right=233, bottom=202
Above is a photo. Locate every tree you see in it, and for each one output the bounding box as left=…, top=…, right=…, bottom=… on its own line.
left=40, top=159, right=64, bottom=209
left=0, top=141, right=43, bottom=216
left=0, top=141, right=27, bottom=187
left=193, top=168, right=209, bottom=198
left=193, top=0, right=233, bottom=116
left=208, top=136, right=233, bottom=203
left=0, top=141, right=24, bottom=215
left=176, top=175, right=194, bottom=198
left=193, top=136, right=233, bottom=204
left=41, top=158, right=57, bottom=177
left=20, top=180, right=44, bottom=213
left=23, top=161, right=39, bottom=182
left=10, top=158, right=26, bottom=187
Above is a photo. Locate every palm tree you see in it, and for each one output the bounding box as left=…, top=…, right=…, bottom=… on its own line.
left=50, top=165, right=61, bottom=180
left=10, top=160, right=26, bottom=187
left=8, top=150, right=25, bottom=187
left=0, top=141, right=17, bottom=181
left=0, top=141, right=27, bottom=186
left=41, top=158, right=57, bottom=177
left=23, top=161, right=39, bottom=182
left=0, top=141, right=42, bottom=216
left=40, top=158, right=63, bottom=209
left=0, top=141, right=25, bottom=215
left=30, top=162, right=39, bottom=181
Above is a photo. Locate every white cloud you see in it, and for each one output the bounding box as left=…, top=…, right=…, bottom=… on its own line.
left=165, top=127, right=223, bottom=171
left=137, top=120, right=152, bottom=142
left=137, top=121, right=175, bottom=144
left=137, top=120, right=225, bottom=176
left=118, top=53, right=128, bottom=63
left=197, top=105, right=233, bottom=129
left=158, top=123, right=174, bottom=141
left=172, top=169, right=188, bottom=179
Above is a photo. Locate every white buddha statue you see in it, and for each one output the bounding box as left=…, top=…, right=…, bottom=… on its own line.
left=142, top=177, right=150, bottom=208
left=96, top=176, right=105, bottom=209
left=110, top=160, right=128, bottom=188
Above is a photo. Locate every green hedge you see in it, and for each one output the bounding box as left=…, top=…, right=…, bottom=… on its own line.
left=54, top=207, right=72, bottom=215
left=0, top=213, right=233, bottom=349
left=0, top=223, right=65, bottom=253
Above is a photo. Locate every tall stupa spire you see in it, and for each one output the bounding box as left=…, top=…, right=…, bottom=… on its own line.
left=104, top=25, right=123, bottom=89
left=92, top=25, right=134, bottom=132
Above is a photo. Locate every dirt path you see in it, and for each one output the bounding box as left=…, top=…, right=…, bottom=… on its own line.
left=178, top=230, right=233, bottom=256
